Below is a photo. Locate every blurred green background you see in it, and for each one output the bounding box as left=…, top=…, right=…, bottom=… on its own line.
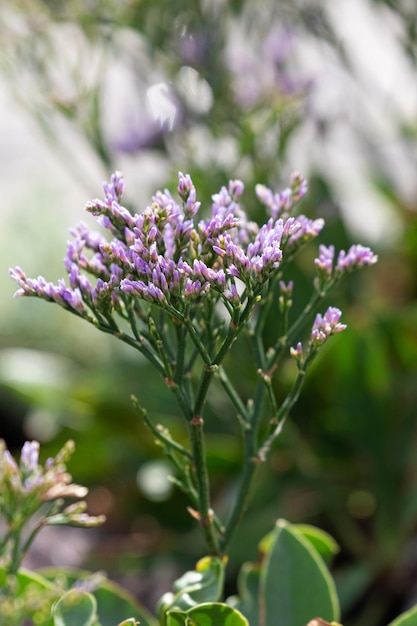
left=1, top=1, right=417, bottom=625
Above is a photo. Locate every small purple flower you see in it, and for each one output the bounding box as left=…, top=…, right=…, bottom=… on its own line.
left=290, top=171, right=308, bottom=202
left=311, top=307, right=347, bottom=347
left=314, top=244, right=335, bottom=276
left=279, top=280, right=294, bottom=296
left=290, top=341, right=303, bottom=360
left=103, top=171, right=124, bottom=204
left=177, top=172, right=193, bottom=200
left=286, top=216, right=325, bottom=249
left=20, top=441, right=40, bottom=471
left=256, top=173, right=307, bottom=220
left=255, top=184, right=291, bottom=220
left=223, top=283, right=240, bottom=304
left=336, top=245, right=378, bottom=272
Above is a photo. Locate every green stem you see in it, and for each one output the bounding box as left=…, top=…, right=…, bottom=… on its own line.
left=113, top=329, right=166, bottom=376
left=174, top=323, right=187, bottom=385
left=189, top=415, right=220, bottom=555
left=184, top=317, right=212, bottom=365
left=217, top=366, right=248, bottom=420
left=257, top=365, right=307, bottom=461
left=266, top=288, right=326, bottom=369
left=132, top=397, right=192, bottom=460
left=220, top=421, right=259, bottom=552
left=193, top=301, right=253, bottom=416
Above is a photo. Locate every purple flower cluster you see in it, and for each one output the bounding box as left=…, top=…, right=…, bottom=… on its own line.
left=10, top=171, right=314, bottom=318
left=0, top=439, right=105, bottom=533
left=310, top=307, right=347, bottom=346
left=291, top=306, right=348, bottom=362
left=10, top=170, right=377, bottom=354
left=315, top=243, right=378, bottom=281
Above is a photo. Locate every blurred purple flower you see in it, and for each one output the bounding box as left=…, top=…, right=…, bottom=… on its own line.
left=227, top=25, right=312, bottom=110
left=310, top=306, right=347, bottom=346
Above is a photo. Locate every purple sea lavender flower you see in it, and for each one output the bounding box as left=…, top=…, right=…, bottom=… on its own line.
left=286, top=216, right=325, bottom=250
left=310, top=307, right=347, bottom=347
left=290, top=171, right=308, bottom=202
left=211, top=180, right=245, bottom=222
left=120, top=278, right=166, bottom=305
left=279, top=280, right=293, bottom=312
left=11, top=169, right=376, bottom=333
left=103, top=171, right=124, bottom=204
left=223, top=283, right=240, bottom=304
left=91, top=277, right=120, bottom=310
left=336, top=244, right=378, bottom=272
left=199, top=213, right=241, bottom=244
left=177, top=171, right=201, bottom=217
left=184, top=278, right=210, bottom=300
left=255, top=184, right=290, bottom=220
left=211, top=217, right=283, bottom=288
left=290, top=341, right=303, bottom=360
left=255, top=172, right=307, bottom=220
left=314, top=244, right=335, bottom=276
left=57, top=282, right=88, bottom=315
left=192, top=259, right=226, bottom=288
left=20, top=441, right=40, bottom=471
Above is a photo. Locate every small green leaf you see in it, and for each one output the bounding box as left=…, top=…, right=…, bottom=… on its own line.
left=387, top=605, right=417, bottom=626
left=158, top=556, right=225, bottom=620
left=293, top=524, right=340, bottom=564
left=227, top=562, right=261, bottom=626
left=39, top=568, right=157, bottom=626
left=52, top=589, right=97, bottom=626
left=259, top=525, right=339, bottom=565
left=166, top=602, right=249, bottom=626
left=261, top=519, right=340, bottom=626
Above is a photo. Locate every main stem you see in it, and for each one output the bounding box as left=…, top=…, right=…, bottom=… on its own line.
left=220, top=421, right=259, bottom=552
left=189, top=415, right=220, bottom=555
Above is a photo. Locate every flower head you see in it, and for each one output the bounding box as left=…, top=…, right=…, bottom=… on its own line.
left=336, top=245, right=378, bottom=272
left=0, top=439, right=104, bottom=536
left=9, top=171, right=376, bottom=352
left=10, top=172, right=310, bottom=318
left=310, top=307, right=347, bottom=347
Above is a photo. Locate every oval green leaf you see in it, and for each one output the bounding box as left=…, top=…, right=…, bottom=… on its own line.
left=158, top=556, right=225, bottom=618
left=387, top=605, right=417, bottom=626
left=227, top=562, right=261, bottom=626
left=39, top=568, right=157, bottom=626
left=293, top=524, right=340, bottom=564
left=167, top=602, right=249, bottom=626
left=52, top=589, right=97, bottom=626
left=261, top=519, right=340, bottom=626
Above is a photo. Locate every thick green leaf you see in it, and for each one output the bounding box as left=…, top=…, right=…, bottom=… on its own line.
left=39, top=568, right=157, bottom=626
left=52, top=589, right=97, bottom=626
left=387, top=605, right=417, bottom=626
left=227, top=562, right=261, bottom=626
left=258, top=525, right=339, bottom=565
left=158, top=556, right=225, bottom=619
left=166, top=602, right=249, bottom=626
left=293, top=525, right=340, bottom=565
left=261, top=519, right=340, bottom=626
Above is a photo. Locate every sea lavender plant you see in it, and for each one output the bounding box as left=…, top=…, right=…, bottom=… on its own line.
left=0, top=439, right=105, bottom=624
left=8, top=170, right=379, bottom=626
left=9, top=171, right=376, bottom=556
